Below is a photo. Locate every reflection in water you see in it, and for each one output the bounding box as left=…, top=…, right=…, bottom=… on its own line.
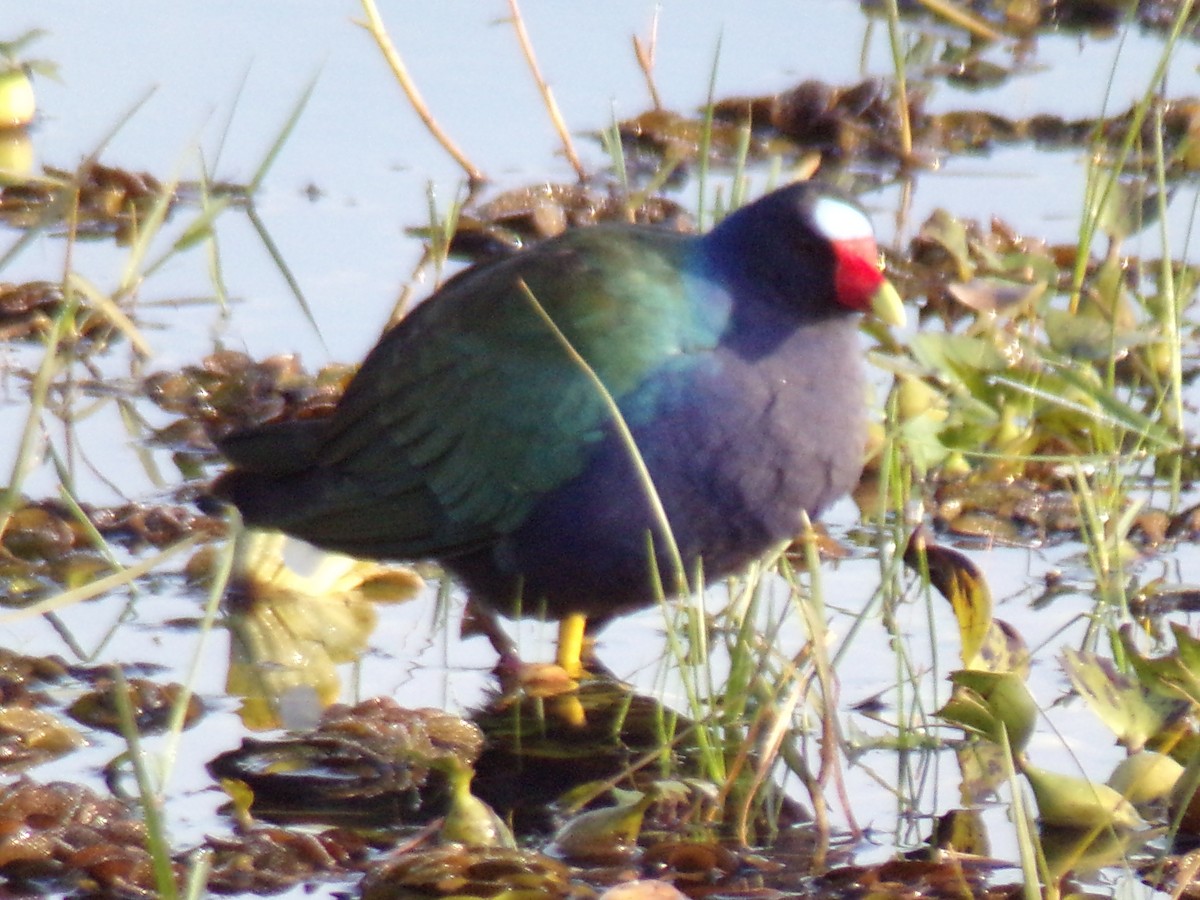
left=215, top=529, right=421, bottom=730
left=210, top=651, right=809, bottom=841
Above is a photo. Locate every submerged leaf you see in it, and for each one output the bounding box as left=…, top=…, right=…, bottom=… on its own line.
left=548, top=789, right=653, bottom=863
left=905, top=534, right=992, bottom=669
left=905, top=531, right=1028, bottom=674
left=1120, top=624, right=1200, bottom=709
left=948, top=277, right=1044, bottom=317
left=1061, top=647, right=1188, bottom=752
left=1107, top=751, right=1183, bottom=805
left=940, top=670, right=1038, bottom=752
left=1038, top=822, right=1145, bottom=881
left=1022, top=764, right=1143, bottom=831
left=441, top=760, right=516, bottom=849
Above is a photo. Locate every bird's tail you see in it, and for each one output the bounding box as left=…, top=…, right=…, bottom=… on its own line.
left=208, top=418, right=330, bottom=527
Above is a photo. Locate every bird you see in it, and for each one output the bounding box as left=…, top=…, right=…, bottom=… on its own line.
left=212, top=181, right=904, bottom=677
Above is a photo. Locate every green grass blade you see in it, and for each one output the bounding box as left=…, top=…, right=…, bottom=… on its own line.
left=248, top=70, right=320, bottom=193
left=516, top=278, right=686, bottom=595
left=989, top=369, right=1177, bottom=450
left=111, top=667, right=180, bottom=900
left=0, top=535, right=200, bottom=624
left=245, top=201, right=325, bottom=348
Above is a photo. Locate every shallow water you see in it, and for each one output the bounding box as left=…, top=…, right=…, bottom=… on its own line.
left=2, top=3, right=1199, bottom=897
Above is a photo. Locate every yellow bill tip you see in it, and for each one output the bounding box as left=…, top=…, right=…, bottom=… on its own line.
left=871, top=279, right=906, bottom=328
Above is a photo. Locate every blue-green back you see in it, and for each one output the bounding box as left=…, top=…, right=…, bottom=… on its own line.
left=314, top=225, right=730, bottom=550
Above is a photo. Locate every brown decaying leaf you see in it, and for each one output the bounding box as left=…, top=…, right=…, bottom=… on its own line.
left=67, top=676, right=203, bottom=735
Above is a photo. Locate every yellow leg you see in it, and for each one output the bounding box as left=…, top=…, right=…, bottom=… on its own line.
left=556, top=612, right=588, bottom=678
left=551, top=691, right=587, bottom=728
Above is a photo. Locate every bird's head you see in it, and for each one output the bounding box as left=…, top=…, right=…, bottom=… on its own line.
left=713, top=182, right=906, bottom=328
left=801, top=188, right=905, bottom=327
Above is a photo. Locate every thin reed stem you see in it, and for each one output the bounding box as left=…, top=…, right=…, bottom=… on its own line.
left=357, top=0, right=486, bottom=186
left=506, top=0, right=586, bottom=181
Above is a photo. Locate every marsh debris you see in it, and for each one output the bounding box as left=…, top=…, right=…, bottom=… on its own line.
left=0, top=707, right=85, bottom=772
left=712, top=78, right=908, bottom=164
left=144, top=351, right=353, bottom=450
left=67, top=676, right=203, bottom=736
left=443, top=183, right=694, bottom=263
left=0, top=778, right=162, bottom=895
left=0, top=498, right=222, bottom=609
left=208, top=698, right=483, bottom=827
left=0, top=160, right=247, bottom=243
left=203, top=827, right=371, bottom=895
left=0, top=162, right=168, bottom=241
left=360, top=844, right=575, bottom=900
left=868, top=0, right=1200, bottom=37
left=0, top=280, right=65, bottom=339
left=623, top=78, right=1200, bottom=178
left=2, top=496, right=217, bottom=558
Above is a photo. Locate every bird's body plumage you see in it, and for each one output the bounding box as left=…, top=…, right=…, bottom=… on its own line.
left=216, top=182, right=898, bottom=635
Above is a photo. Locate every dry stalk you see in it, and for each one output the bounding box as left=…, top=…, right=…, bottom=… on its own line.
left=915, top=0, right=1003, bottom=40
left=633, top=8, right=663, bottom=111
left=506, top=0, right=587, bottom=181
left=357, top=0, right=486, bottom=186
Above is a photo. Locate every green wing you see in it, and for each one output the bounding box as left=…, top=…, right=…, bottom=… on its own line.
left=287, top=225, right=724, bottom=557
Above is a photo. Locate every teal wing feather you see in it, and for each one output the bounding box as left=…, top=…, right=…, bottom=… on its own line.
left=296, top=225, right=727, bottom=557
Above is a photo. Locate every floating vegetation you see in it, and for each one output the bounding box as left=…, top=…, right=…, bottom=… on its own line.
left=209, top=698, right=482, bottom=826
left=3, top=2, right=1200, bottom=898
left=359, top=844, right=574, bottom=900
left=144, top=351, right=354, bottom=451
left=440, top=182, right=695, bottom=262
left=632, top=79, right=1200, bottom=178
left=868, top=0, right=1200, bottom=38
left=710, top=79, right=906, bottom=164
left=0, top=779, right=159, bottom=894
left=0, top=160, right=249, bottom=242
left=67, top=676, right=203, bottom=735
